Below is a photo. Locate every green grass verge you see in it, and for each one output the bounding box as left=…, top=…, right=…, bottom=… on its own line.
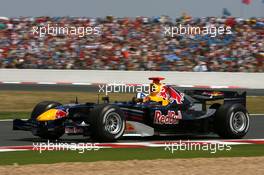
left=0, top=112, right=30, bottom=120
left=0, top=145, right=264, bottom=165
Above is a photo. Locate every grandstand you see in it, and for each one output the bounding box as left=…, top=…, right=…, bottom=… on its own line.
left=0, top=16, right=263, bottom=72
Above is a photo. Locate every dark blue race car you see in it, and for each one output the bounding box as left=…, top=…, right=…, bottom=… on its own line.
left=13, top=78, right=250, bottom=142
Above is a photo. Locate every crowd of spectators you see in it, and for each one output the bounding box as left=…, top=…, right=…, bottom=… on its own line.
left=0, top=16, right=263, bottom=72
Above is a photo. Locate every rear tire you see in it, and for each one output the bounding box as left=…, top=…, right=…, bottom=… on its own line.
left=214, top=103, right=250, bottom=139
left=31, top=101, right=64, bottom=140
left=90, top=104, right=125, bottom=142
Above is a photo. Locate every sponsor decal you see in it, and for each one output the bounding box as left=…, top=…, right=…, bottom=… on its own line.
left=154, top=110, right=182, bottom=124
left=125, top=123, right=136, bottom=132
left=65, top=127, right=83, bottom=134
left=55, top=110, right=68, bottom=119
left=202, top=91, right=224, bottom=97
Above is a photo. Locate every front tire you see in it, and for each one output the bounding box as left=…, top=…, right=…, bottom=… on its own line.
left=214, top=103, right=250, bottom=139
left=90, top=104, right=125, bottom=142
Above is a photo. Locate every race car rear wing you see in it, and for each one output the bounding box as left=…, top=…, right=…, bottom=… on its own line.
left=185, top=90, right=246, bottom=107
left=223, top=91, right=246, bottom=107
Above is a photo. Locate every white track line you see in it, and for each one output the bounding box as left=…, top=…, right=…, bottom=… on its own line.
left=0, top=119, right=27, bottom=122
left=37, top=82, right=57, bottom=85
left=0, top=149, right=29, bottom=152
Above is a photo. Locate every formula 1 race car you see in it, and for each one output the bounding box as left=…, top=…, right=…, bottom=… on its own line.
left=13, top=77, right=250, bottom=142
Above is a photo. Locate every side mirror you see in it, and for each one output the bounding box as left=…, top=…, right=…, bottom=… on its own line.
left=102, top=96, right=109, bottom=103
left=132, top=97, right=143, bottom=103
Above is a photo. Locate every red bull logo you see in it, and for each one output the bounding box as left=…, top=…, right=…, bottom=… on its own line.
left=55, top=110, right=68, bottom=119
left=154, top=110, right=182, bottom=124
left=159, top=85, right=184, bottom=104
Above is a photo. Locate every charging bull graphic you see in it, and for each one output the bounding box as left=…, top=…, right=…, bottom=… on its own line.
left=159, top=85, right=184, bottom=104
left=143, top=77, right=185, bottom=106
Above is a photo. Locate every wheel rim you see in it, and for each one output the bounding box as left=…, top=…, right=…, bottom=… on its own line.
left=231, top=111, right=247, bottom=132
left=104, top=112, right=122, bottom=135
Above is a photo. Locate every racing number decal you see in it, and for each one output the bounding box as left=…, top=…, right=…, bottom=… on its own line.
left=154, top=110, right=182, bottom=124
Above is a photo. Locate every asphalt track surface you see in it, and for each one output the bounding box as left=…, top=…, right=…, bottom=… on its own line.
left=0, top=84, right=264, bottom=96
left=0, top=115, right=263, bottom=146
